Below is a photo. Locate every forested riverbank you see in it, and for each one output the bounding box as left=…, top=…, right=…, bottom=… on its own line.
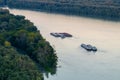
left=8, top=8, right=120, bottom=80
left=0, top=9, right=57, bottom=80
left=0, top=0, right=120, bottom=21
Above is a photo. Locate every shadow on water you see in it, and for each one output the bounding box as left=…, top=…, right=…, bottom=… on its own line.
left=44, top=67, right=57, bottom=78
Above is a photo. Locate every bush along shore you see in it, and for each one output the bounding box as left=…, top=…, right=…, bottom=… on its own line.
left=0, top=9, right=57, bottom=80
left=0, top=0, right=120, bottom=21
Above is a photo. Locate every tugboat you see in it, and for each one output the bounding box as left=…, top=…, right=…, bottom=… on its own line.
left=81, top=44, right=97, bottom=52
left=92, top=46, right=97, bottom=51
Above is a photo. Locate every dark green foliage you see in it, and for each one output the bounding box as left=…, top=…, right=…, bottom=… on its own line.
left=0, top=9, right=57, bottom=80
left=0, top=0, right=6, bottom=6
left=0, top=9, right=9, bottom=14
left=0, top=46, right=43, bottom=80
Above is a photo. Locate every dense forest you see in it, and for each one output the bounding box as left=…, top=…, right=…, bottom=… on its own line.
left=0, top=0, right=120, bottom=20
left=0, top=9, right=57, bottom=80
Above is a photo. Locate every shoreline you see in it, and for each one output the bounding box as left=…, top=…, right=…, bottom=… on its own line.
left=1, top=6, right=120, bottom=22
left=0, top=0, right=120, bottom=21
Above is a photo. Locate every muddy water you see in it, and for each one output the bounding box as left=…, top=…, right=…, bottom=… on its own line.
left=10, top=9, right=120, bottom=80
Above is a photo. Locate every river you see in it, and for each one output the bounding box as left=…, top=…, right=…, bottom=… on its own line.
left=9, top=9, right=120, bottom=80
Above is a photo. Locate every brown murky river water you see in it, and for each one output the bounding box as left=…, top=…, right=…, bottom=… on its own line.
left=9, top=9, right=120, bottom=80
